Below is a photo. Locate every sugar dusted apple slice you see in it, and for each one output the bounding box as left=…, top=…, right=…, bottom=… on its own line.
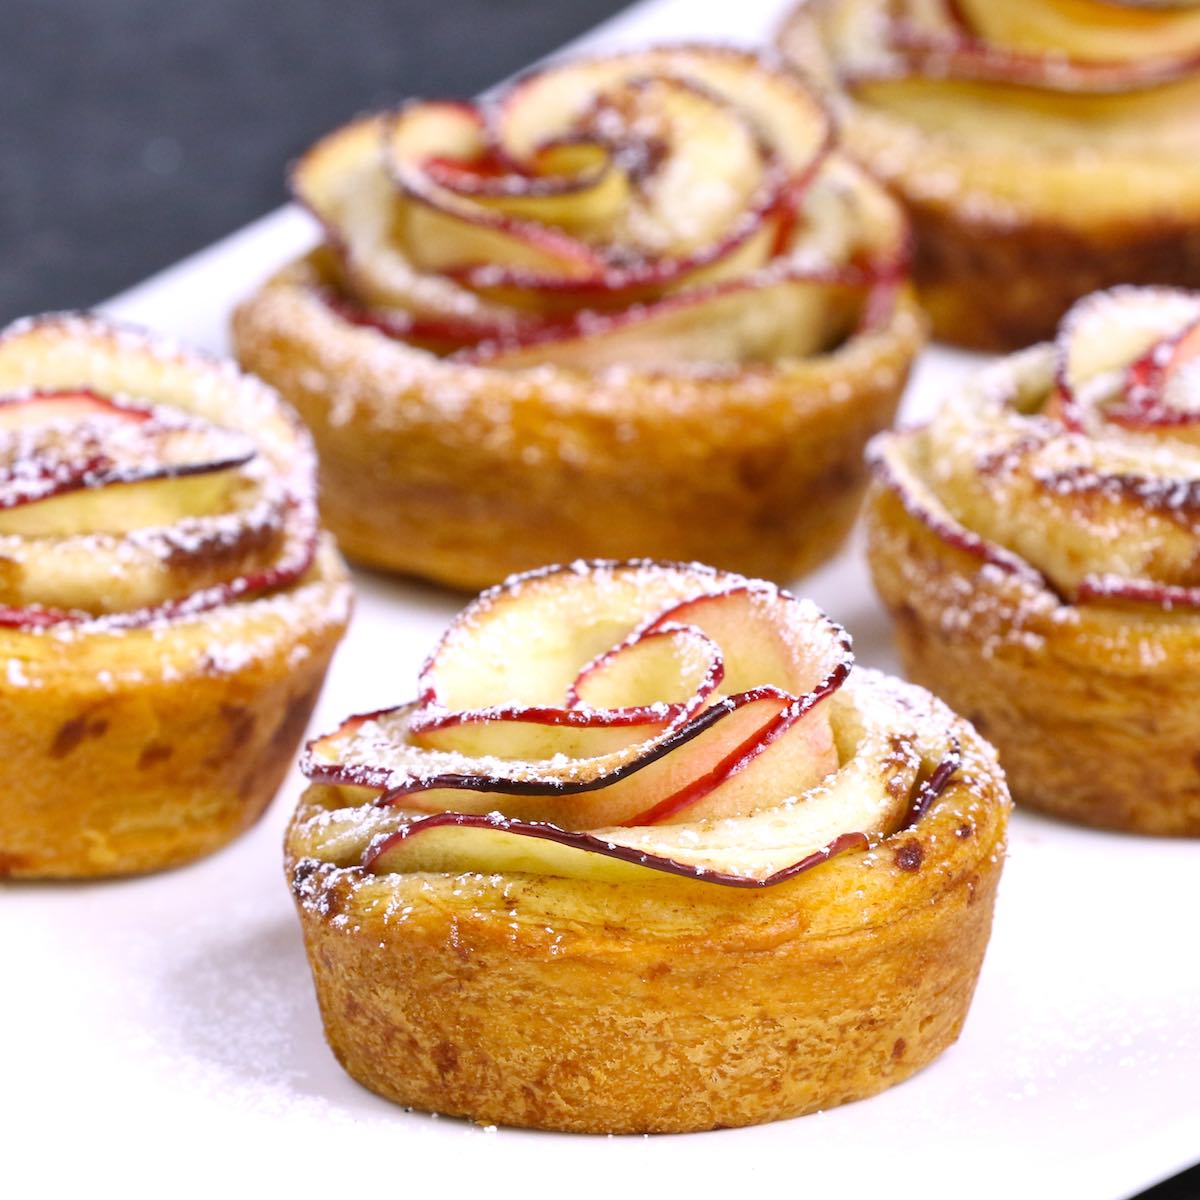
left=291, top=111, right=515, bottom=317
left=0, top=389, right=257, bottom=536
left=308, top=685, right=833, bottom=829
left=362, top=810, right=867, bottom=888
left=409, top=624, right=723, bottom=761
left=414, top=561, right=740, bottom=710
left=302, top=561, right=851, bottom=831
left=498, top=47, right=832, bottom=178
left=0, top=326, right=319, bottom=627
left=1114, top=317, right=1200, bottom=435
left=572, top=75, right=771, bottom=259
left=358, top=680, right=939, bottom=886
left=385, top=103, right=606, bottom=280
left=423, top=139, right=631, bottom=233
left=1053, top=286, right=1200, bottom=431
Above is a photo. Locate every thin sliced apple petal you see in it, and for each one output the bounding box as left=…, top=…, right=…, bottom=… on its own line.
left=385, top=104, right=606, bottom=279
left=0, top=470, right=246, bottom=537
left=417, top=561, right=765, bottom=712
left=448, top=196, right=788, bottom=313
left=883, top=28, right=1200, bottom=92
left=312, top=690, right=791, bottom=829
left=568, top=622, right=723, bottom=711
left=0, top=390, right=152, bottom=431
left=1113, top=318, right=1200, bottom=435
left=290, top=110, right=508, bottom=316
left=423, top=139, right=632, bottom=234
left=361, top=717, right=916, bottom=885
left=408, top=708, right=677, bottom=763
left=410, top=624, right=721, bottom=760
left=646, top=586, right=846, bottom=697
left=1076, top=574, right=1200, bottom=609
left=364, top=813, right=868, bottom=888
left=867, top=434, right=1047, bottom=586
left=0, top=393, right=256, bottom=524
left=0, top=515, right=319, bottom=631
left=581, top=75, right=769, bottom=259
left=951, top=0, right=1200, bottom=65
left=1056, top=287, right=1200, bottom=430
left=634, top=699, right=839, bottom=824
left=463, top=271, right=863, bottom=370
left=499, top=47, right=832, bottom=175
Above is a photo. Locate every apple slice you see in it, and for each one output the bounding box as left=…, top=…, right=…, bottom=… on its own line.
left=0, top=390, right=257, bottom=536
left=461, top=271, right=863, bottom=370
left=1053, top=287, right=1200, bottom=432
left=290, top=110, right=518, bottom=317
left=949, top=0, right=1200, bottom=66
left=498, top=47, right=831, bottom=178
left=409, top=624, right=723, bottom=761
left=303, top=562, right=851, bottom=829
left=361, top=813, right=868, bottom=888
left=1109, top=318, right=1200, bottom=434
left=358, top=690, right=953, bottom=887
left=414, top=561, right=748, bottom=711
left=0, top=506, right=318, bottom=631
left=385, top=102, right=607, bottom=280
left=423, top=138, right=632, bottom=233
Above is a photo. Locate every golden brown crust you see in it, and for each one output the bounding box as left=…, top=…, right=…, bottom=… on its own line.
left=779, top=2, right=1200, bottom=351
left=865, top=446, right=1200, bottom=836
left=0, top=538, right=350, bottom=878
left=232, top=258, right=922, bottom=589
left=285, top=689, right=1008, bottom=1133
left=912, top=208, right=1200, bottom=354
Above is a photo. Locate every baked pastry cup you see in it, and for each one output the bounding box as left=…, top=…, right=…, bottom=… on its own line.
left=867, top=286, right=1200, bottom=835
left=0, top=315, right=352, bottom=878
left=286, top=559, right=1009, bottom=1133
left=233, top=45, right=923, bottom=590
left=780, top=0, right=1200, bottom=351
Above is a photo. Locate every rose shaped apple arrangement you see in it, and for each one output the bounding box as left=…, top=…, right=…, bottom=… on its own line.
left=867, top=286, right=1200, bottom=834
left=233, top=45, right=923, bottom=588
left=286, top=560, right=1009, bottom=1133
left=780, top=0, right=1200, bottom=348
left=0, top=315, right=351, bottom=877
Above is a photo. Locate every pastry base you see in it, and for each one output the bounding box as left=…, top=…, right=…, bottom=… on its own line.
left=911, top=205, right=1200, bottom=353
left=286, top=741, right=1007, bottom=1134
left=865, top=471, right=1200, bottom=835
left=232, top=258, right=923, bottom=590
left=0, top=538, right=351, bottom=878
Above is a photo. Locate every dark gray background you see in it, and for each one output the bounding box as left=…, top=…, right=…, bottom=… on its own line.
left=0, top=5, right=1197, bottom=1197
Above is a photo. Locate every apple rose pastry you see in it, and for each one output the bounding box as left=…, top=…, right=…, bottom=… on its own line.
left=0, top=314, right=352, bottom=878
left=286, top=560, right=1009, bottom=1133
left=780, top=0, right=1200, bottom=350
left=867, top=286, right=1200, bottom=834
left=232, top=46, right=923, bottom=589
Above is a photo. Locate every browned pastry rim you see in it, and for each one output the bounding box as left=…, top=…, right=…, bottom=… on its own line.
left=778, top=2, right=1200, bottom=351
left=285, top=667, right=1009, bottom=1134
left=232, top=254, right=922, bottom=590
left=0, top=316, right=353, bottom=878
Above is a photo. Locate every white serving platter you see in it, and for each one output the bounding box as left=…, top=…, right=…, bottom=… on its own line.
left=6, top=1, right=1198, bottom=1195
